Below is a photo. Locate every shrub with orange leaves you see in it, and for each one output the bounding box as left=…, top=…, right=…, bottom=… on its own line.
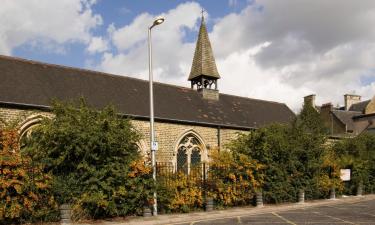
left=0, top=126, right=58, bottom=224
left=208, top=150, right=265, bottom=207
left=156, top=150, right=265, bottom=213
left=157, top=171, right=203, bottom=213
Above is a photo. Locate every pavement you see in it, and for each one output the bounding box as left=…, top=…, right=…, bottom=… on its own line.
left=86, top=195, right=375, bottom=225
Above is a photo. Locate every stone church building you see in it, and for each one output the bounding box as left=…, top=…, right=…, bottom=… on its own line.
left=0, top=17, right=294, bottom=168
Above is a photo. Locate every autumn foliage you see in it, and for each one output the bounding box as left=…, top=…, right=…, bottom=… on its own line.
left=0, top=127, right=57, bottom=224
left=156, top=150, right=265, bottom=212
left=208, top=150, right=265, bottom=207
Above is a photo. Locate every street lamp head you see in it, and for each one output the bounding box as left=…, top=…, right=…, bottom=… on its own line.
left=150, top=17, right=165, bottom=29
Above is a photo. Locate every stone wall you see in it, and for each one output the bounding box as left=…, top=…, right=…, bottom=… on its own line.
left=131, top=120, right=246, bottom=163
left=1, top=106, right=248, bottom=163
left=0, top=107, right=51, bottom=127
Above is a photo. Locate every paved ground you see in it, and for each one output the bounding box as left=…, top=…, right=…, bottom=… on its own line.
left=98, top=195, right=375, bottom=225
left=173, top=199, right=375, bottom=225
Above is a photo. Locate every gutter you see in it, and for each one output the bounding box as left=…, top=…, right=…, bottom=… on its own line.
left=0, top=101, right=254, bottom=131
left=352, top=112, right=375, bottom=119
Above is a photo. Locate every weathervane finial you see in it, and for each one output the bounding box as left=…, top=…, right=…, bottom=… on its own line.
left=201, top=9, right=205, bottom=20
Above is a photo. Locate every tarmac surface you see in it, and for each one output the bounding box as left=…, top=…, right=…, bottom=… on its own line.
left=96, top=195, right=375, bottom=225
left=173, top=199, right=375, bottom=225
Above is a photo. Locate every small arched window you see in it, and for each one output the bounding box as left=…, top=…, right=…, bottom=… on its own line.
left=176, top=133, right=204, bottom=174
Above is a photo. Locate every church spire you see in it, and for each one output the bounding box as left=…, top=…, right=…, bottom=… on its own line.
left=189, top=12, right=220, bottom=91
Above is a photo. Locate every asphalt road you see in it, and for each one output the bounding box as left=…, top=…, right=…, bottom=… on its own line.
left=173, top=199, right=375, bottom=225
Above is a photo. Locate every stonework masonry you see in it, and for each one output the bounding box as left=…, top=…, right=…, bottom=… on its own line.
left=0, top=107, right=51, bottom=127
left=131, top=120, right=246, bottom=163
left=1, top=107, right=247, bottom=163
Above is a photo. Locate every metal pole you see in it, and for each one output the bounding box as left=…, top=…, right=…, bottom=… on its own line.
left=148, top=26, right=158, bottom=216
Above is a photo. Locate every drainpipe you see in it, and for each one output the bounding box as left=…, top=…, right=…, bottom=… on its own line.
left=217, top=126, right=221, bottom=150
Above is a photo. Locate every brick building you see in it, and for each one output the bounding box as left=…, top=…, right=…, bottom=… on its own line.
left=0, top=17, right=294, bottom=168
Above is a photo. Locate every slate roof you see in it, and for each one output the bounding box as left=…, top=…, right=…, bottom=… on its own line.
left=0, top=55, right=295, bottom=129
left=331, top=110, right=362, bottom=131
left=349, top=100, right=370, bottom=113
left=188, top=16, right=220, bottom=81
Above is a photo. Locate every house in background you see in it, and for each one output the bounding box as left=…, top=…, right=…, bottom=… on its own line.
left=304, top=94, right=375, bottom=138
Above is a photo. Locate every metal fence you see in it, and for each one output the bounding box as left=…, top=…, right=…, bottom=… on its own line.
left=156, top=162, right=206, bottom=188
left=155, top=161, right=255, bottom=208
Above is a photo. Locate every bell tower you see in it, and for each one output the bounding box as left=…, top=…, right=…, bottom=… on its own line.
left=188, top=13, right=220, bottom=100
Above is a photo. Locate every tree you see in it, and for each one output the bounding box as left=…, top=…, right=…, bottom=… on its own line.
left=228, top=123, right=299, bottom=203
left=292, top=103, right=337, bottom=199
left=334, top=133, right=375, bottom=194
left=23, top=99, right=153, bottom=219
left=228, top=103, right=340, bottom=203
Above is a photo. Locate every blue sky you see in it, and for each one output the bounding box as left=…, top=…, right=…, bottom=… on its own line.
left=13, top=0, right=246, bottom=69
left=1, top=0, right=375, bottom=111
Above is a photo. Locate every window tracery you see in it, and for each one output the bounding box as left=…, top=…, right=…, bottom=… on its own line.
left=176, top=133, right=204, bottom=174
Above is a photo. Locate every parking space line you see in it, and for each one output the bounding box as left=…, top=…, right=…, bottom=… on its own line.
left=325, top=205, right=375, bottom=218
left=272, top=212, right=297, bottom=225
left=312, top=211, right=357, bottom=225
left=237, top=216, right=242, bottom=224
left=168, top=215, right=242, bottom=225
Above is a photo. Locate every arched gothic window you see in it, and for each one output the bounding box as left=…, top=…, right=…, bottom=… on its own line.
left=137, top=139, right=150, bottom=162
left=18, top=115, right=46, bottom=149
left=176, top=133, right=204, bottom=174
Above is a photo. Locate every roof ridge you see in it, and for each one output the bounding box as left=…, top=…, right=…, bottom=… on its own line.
left=0, top=54, right=290, bottom=107
left=331, top=109, right=362, bottom=113
left=0, top=54, right=295, bottom=128
left=219, top=92, right=286, bottom=105
left=0, top=54, right=148, bottom=83
left=0, top=54, right=203, bottom=94
left=352, top=99, right=371, bottom=105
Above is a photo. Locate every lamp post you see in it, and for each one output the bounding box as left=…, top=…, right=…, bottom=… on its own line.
left=148, top=16, right=164, bottom=216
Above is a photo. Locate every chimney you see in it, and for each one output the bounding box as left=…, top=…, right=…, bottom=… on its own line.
left=344, top=94, right=361, bottom=111
left=321, top=103, right=333, bottom=113
left=321, top=103, right=333, bottom=119
left=304, top=94, right=316, bottom=108
left=321, top=103, right=333, bottom=134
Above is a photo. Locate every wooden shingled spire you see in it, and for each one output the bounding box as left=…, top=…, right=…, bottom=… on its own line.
left=189, top=11, right=220, bottom=90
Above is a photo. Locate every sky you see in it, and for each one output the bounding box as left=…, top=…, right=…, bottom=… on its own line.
left=1, top=0, right=375, bottom=111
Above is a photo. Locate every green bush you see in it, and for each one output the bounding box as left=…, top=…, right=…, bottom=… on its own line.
left=334, top=133, right=375, bottom=194
left=23, top=100, right=154, bottom=219
left=228, top=123, right=300, bottom=203
left=228, top=103, right=342, bottom=203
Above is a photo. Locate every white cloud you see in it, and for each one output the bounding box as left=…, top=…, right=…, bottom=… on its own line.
left=87, top=36, right=108, bottom=54
left=96, top=0, right=375, bottom=112
left=201, top=1, right=374, bottom=111
left=0, top=0, right=102, bottom=54
left=98, top=2, right=202, bottom=82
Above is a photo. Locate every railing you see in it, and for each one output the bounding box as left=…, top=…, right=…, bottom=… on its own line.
left=155, top=161, right=256, bottom=211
